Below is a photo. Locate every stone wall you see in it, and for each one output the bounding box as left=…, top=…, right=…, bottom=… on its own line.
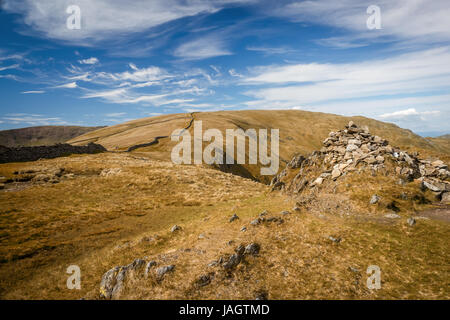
left=0, top=142, right=106, bottom=163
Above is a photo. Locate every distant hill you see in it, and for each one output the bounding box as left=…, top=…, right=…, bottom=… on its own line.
left=69, top=110, right=450, bottom=183
left=426, top=134, right=450, bottom=154
left=0, top=126, right=105, bottom=147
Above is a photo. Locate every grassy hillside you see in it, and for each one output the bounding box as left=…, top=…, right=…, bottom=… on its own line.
left=69, top=110, right=450, bottom=183
left=0, top=125, right=104, bottom=147
left=0, top=152, right=448, bottom=299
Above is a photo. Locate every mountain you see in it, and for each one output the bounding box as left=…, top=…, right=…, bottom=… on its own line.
left=69, top=110, right=450, bottom=183
left=1, top=116, right=448, bottom=300
left=0, top=125, right=105, bottom=147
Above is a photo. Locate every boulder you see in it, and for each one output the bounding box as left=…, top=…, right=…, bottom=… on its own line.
left=331, top=168, right=341, bottom=179
left=244, top=243, right=261, bottom=255
left=441, top=192, right=450, bottom=204
left=370, top=194, right=380, bottom=205
left=407, top=217, right=416, bottom=226
left=156, top=265, right=175, bottom=278
left=346, top=144, right=358, bottom=152
left=229, top=213, right=239, bottom=222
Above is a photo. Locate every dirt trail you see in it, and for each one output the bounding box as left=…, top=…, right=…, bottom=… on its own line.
left=415, top=204, right=450, bottom=222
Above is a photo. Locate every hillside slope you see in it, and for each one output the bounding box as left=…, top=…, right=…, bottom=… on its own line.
left=0, top=126, right=104, bottom=147
left=1, top=127, right=448, bottom=299
left=69, top=110, right=450, bottom=183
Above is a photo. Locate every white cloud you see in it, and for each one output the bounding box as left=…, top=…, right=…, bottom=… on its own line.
left=1, top=0, right=251, bottom=43
left=0, top=64, right=19, bottom=71
left=173, top=35, right=232, bottom=60
left=21, top=90, right=45, bottom=94
left=244, top=47, right=450, bottom=104
left=379, top=108, right=440, bottom=119
left=246, top=46, right=295, bottom=55
left=105, top=112, right=126, bottom=118
left=276, top=0, right=450, bottom=46
left=242, top=47, right=450, bottom=133
left=79, top=57, right=99, bottom=65
left=229, top=69, right=243, bottom=77
left=55, top=82, right=78, bottom=89
left=1, top=114, right=69, bottom=126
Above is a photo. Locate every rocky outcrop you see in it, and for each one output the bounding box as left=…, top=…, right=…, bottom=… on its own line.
left=272, top=121, right=450, bottom=199
left=0, top=142, right=106, bottom=163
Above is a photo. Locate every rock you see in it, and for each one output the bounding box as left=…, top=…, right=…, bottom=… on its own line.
left=346, top=144, right=358, bottom=152
left=171, top=225, right=182, bottom=232
left=222, top=253, right=242, bottom=270
left=441, top=192, right=450, bottom=204
left=431, top=160, right=446, bottom=168
left=208, top=261, right=219, bottom=267
left=376, top=155, right=385, bottom=163
left=365, top=156, right=377, bottom=165
left=99, top=266, right=122, bottom=299
left=328, top=236, right=341, bottom=243
left=259, top=210, right=268, bottom=216
left=348, top=139, right=362, bottom=146
left=240, top=226, right=247, bottom=232
left=313, top=177, right=324, bottom=186
left=100, top=168, right=122, bottom=177
left=280, top=210, right=290, bottom=215
left=421, top=181, right=442, bottom=192
left=99, top=259, right=145, bottom=299
left=195, top=274, right=212, bottom=288
left=407, top=217, right=416, bottom=226
left=156, top=265, right=175, bottom=278
left=331, top=168, right=341, bottom=179
left=198, top=234, right=206, bottom=239
left=348, top=266, right=360, bottom=273
left=145, top=261, right=157, bottom=277
left=293, top=206, right=301, bottom=212
left=244, top=243, right=260, bottom=255
left=229, top=213, right=239, bottom=222
left=385, top=213, right=400, bottom=219
left=373, top=136, right=383, bottom=144
left=250, top=218, right=262, bottom=226
left=370, top=194, right=380, bottom=205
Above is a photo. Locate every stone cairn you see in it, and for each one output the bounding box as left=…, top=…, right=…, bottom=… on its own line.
left=271, top=121, right=450, bottom=199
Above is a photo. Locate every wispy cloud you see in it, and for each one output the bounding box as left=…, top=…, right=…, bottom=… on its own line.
left=379, top=108, right=440, bottom=119
left=1, top=113, right=69, bottom=126
left=275, top=0, right=450, bottom=47
left=79, top=57, right=99, bottom=65
left=242, top=47, right=450, bottom=132
left=246, top=46, right=295, bottom=55
left=105, top=112, right=127, bottom=118
left=0, top=64, right=19, bottom=71
left=21, top=90, right=45, bottom=94
left=55, top=82, right=78, bottom=89
left=1, top=0, right=251, bottom=44
left=173, top=35, right=232, bottom=60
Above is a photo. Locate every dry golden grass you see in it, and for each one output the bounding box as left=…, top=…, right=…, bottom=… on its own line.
left=0, top=152, right=448, bottom=300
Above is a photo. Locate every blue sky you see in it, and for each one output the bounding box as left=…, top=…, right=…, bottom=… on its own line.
left=0, top=0, right=449, bottom=136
